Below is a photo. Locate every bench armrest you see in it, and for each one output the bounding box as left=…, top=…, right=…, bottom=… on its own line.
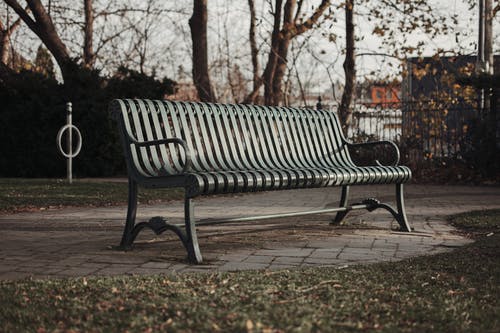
left=344, top=139, right=400, bottom=166
left=127, top=134, right=193, bottom=173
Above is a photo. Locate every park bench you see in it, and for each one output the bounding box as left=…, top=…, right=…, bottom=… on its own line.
left=110, top=99, right=412, bottom=264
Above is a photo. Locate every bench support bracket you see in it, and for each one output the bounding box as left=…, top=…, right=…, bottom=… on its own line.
left=331, top=183, right=411, bottom=232
left=118, top=180, right=203, bottom=264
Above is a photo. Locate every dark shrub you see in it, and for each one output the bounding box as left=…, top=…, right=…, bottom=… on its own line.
left=0, top=66, right=176, bottom=177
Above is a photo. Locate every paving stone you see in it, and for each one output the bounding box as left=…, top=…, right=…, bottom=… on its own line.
left=309, top=249, right=341, bottom=259
left=54, top=258, right=90, bottom=267
left=95, top=264, right=138, bottom=276
left=371, top=239, right=399, bottom=249
left=338, top=252, right=383, bottom=261
left=140, top=262, right=173, bottom=269
left=267, top=263, right=298, bottom=271
left=129, top=267, right=170, bottom=275
left=0, top=266, right=16, bottom=273
left=253, top=248, right=314, bottom=257
left=376, top=250, right=397, bottom=258
left=218, top=253, right=249, bottom=262
left=244, top=255, right=276, bottom=264
left=303, top=257, right=342, bottom=265
left=341, top=247, right=377, bottom=254
left=58, top=266, right=102, bottom=277
left=16, top=266, right=59, bottom=274
left=219, top=262, right=269, bottom=271
left=181, top=267, right=217, bottom=274
left=0, top=271, right=32, bottom=280
left=261, top=241, right=309, bottom=250
left=307, top=240, right=347, bottom=248
left=167, top=264, right=190, bottom=273
left=345, top=240, right=375, bottom=249
left=272, top=256, right=304, bottom=265
left=89, top=255, right=148, bottom=265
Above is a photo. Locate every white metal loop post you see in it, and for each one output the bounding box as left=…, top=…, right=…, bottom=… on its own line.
left=56, top=102, right=82, bottom=184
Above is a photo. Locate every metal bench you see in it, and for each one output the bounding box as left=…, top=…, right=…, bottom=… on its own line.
left=110, top=99, right=412, bottom=264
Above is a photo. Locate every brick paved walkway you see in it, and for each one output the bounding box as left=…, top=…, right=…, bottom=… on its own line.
left=1, top=184, right=499, bottom=280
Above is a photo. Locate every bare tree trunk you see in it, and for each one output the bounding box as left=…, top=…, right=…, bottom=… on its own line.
left=263, top=0, right=283, bottom=105
left=247, top=0, right=260, bottom=103
left=0, top=29, right=9, bottom=65
left=245, top=0, right=329, bottom=105
left=271, top=0, right=295, bottom=105
left=255, top=0, right=330, bottom=106
left=484, top=0, right=493, bottom=75
left=339, top=0, right=355, bottom=128
left=4, top=0, right=75, bottom=82
left=189, top=0, right=216, bottom=102
left=83, top=0, right=95, bottom=68
left=0, top=15, right=22, bottom=65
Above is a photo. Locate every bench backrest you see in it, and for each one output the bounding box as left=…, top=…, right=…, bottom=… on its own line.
left=110, top=99, right=355, bottom=178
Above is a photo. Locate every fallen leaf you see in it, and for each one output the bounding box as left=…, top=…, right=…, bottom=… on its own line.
left=246, top=319, right=254, bottom=332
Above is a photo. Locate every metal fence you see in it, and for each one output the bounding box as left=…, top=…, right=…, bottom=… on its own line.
left=348, top=105, right=402, bottom=142
left=347, top=101, right=479, bottom=161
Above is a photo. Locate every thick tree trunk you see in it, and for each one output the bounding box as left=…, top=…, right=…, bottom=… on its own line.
left=271, top=0, right=295, bottom=105
left=271, top=38, right=291, bottom=105
left=189, top=0, right=216, bottom=102
left=263, top=0, right=283, bottom=105
left=83, top=0, right=95, bottom=68
left=339, top=0, right=355, bottom=128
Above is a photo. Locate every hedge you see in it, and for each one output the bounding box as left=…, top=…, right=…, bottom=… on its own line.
left=0, top=67, right=176, bottom=177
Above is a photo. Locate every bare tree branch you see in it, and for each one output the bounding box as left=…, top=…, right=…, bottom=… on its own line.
left=287, top=0, right=330, bottom=38
left=4, top=0, right=38, bottom=34
left=4, top=0, right=73, bottom=79
left=294, top=0, right=303, bottom=22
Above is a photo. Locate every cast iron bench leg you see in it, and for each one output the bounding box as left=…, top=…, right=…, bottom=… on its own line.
left=395, top=183, right=411, bottom=232
left=184, top=198, right=203, bottom=264
left=120, top=179, right=138, bottom=248
left=332, top=185, right=349, bottom=224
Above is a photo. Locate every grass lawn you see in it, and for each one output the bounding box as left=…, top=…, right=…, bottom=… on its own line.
left=0, top=178, right=183, bottom=213
left=0, top=210, right=499, bottom=332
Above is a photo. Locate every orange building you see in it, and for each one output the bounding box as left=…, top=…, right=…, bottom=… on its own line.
left=369, top=85, right=400, bottom=106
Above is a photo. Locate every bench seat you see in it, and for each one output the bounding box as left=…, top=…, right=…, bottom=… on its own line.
left=165, top=165, right=411, bottom=197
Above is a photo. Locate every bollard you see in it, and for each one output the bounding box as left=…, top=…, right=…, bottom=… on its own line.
left=56, top=102, right=82, bottom=184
